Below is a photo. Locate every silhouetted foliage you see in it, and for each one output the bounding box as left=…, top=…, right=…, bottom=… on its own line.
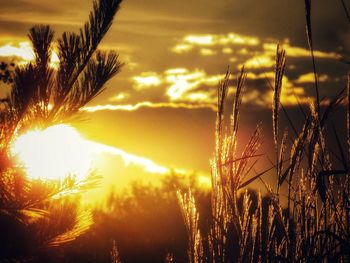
left=29, top=174, right=271, bottom=263
left=0, top=0, right=123, bottom=261
left=0, top=62, right=15, bottom=84
left=1, top=0, right=350, bottom=262
left=24, top=173, right=200, bottom=262
left=178, top=45, right=350, bottom=262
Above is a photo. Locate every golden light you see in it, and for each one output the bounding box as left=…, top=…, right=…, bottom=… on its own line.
left=0, top=41, right=60, bottom=68
left=10, top=124, right=94, bottom=181
left=132, top=72, right=162, bottom=89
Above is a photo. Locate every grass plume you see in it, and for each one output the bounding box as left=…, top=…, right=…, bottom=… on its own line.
left=178, top=44, right=350, bottom=262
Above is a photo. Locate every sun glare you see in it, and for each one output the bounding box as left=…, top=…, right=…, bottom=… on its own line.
left=11, top=124, right=93, bottom=181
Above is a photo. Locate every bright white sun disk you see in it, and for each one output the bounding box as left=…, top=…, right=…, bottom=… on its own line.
left=11, top=124, right=93, bottom=180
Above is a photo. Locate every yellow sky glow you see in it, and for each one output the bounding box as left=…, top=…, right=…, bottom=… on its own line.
left=82, top=101, right=217, bottom=112
left=0, top=41, right=59, bottom=67
left=0, top=0, right=346, bottom=197
left=11, top=124, right=93, bottom=180
left=10, top=124, right=178, bottom=181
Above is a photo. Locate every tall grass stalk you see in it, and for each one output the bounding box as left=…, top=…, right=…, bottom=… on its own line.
left=178, top=45, right=350, bottom=262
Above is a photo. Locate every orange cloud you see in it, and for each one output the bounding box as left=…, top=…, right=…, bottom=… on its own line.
left=242, top=42, right=338, bottom=69
left=295, top=72, right=329, bottom=84
left=132, top=72, right=162, bottom=89
left=108, top=92, right=129, bottom=102
left=172, top=32, right=260, bottom=54
left=132, top=68, right=223, bottom=103
left=0, top=42, right=33, bottom=61
left=0, top=41, right=59, bottom=67
left=200, top=48, right=217, bottom=56
left=82, top=101, right=217, bottom=112
left=90, top=141, right=170, bottom=174
left=243, top=55, right=275, bottom=69
left=263, top=42, right=338, bottom=59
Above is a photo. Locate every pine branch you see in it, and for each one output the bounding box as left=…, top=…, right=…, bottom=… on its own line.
left=67, top=51, right=123, bottom=115
left=52, top=0, right=123, bottom=119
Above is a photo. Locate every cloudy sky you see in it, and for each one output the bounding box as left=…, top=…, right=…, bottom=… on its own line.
left=0, top=0, right=349, bottom=196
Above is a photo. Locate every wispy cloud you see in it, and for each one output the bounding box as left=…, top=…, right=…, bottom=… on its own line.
left=108, top=92, right=130, bottom=102
left=0, top=42, right=33, bottom=61
left=165, top=68, right=221, bottom=102
left=165, top=68, right=207, bottom=100
left=0, top=41, right=59, bottom=66
left=243, top=73, right=312, bottom=107
left=132, top=72, right=163, bottom=89
left=263, top=42, right=338, bottom=59
left=124, top=63, right=314, bottom=110
left=243, top=54, right=275, bottom=69
left=172, top=33, right=260, bottom=54
left=199, top=48, right=217, bottom=56
left=170, top=32, right=338, bottom=70
left=294, top=72, right=330, bottom=84
left=89, top=141, right=171, bottom=174
left=82, top=101, right=217, bottom=112
left=131, top=68, right=223, bottom=103
left=242, top=41, right=338, bottom=70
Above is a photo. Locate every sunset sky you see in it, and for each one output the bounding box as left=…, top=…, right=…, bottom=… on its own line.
left=0, top=0, right=349, bottom=200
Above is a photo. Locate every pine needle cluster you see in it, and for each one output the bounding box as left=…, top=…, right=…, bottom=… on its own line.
left=0, top=0, right=123, bottom=261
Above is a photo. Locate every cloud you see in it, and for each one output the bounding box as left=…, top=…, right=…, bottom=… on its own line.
left=108, top=92, right=130, bottom=102
left=165, top=68, right=223, bottom=102
left=165, top=68, right=206, bottom=99
left=242, top=41, right=339, bottom=70
left=222, top=47, right=233, bottom=54
left=131, top=68, right=223, bottom=103
left=83, top=140, right=211, bottom=201
left=172, top=44, right=193, bottom=53
left=0, top=26, right=343, bottom=116
left=243, top=54, right=275, bottom=69
left=0, top=42, right=33, bottom=61
left=185, top=33, right=260, bottom=46
left=126, top=63, right=315, bottom=111
left=106, top=68, right=311, bottom=111
left=294, top=72, right=330, bottom=84
left=0, top=39, right=318, bottom=110
left=172, top=32, right=338, bottom=63
left=1, top=0, right=347, bottom=198
left=132, top=72, right=163, bottom=89
left=172, top=32, right=260, bottom=54
left=200, top=48, right=217, bottom=56
left=245, top=71, right=275, bottom=80
left=89, top=141, right=171, bottom=174
left=277, top=77, right=312, bottom=106
left=263, top=42, right=338, bottom=59
left=0, top=41, right=59, bottom=67
left=243, top=73, right=312, bottom=107
left=171, top=32, right=339, bottom=72
left=82, top=101, right=217, bottom=112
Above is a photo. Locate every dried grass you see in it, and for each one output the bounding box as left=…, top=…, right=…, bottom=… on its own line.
left=178, top=43, right=350, bottom=262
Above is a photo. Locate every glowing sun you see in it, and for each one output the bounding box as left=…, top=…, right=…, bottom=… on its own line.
left=11, top=124, right=94, bottom=181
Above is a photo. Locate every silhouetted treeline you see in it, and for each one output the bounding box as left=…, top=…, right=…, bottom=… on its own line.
left=28, top=173, right=273, bottom=263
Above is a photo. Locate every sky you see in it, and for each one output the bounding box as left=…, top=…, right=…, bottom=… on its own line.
left=0, top=0, right=349, bottom=199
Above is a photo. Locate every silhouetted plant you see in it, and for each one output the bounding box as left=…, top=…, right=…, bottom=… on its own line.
left=178, top=43, right=350, bottom=262
left=0, top=0, right=123, bottom=261
left=0, top=62, right=15, bottom=84
left=63, top=173, right=203, bottom=263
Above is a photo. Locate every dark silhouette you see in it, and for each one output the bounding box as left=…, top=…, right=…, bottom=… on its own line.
left=0, top=0, right=123, bottom=261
